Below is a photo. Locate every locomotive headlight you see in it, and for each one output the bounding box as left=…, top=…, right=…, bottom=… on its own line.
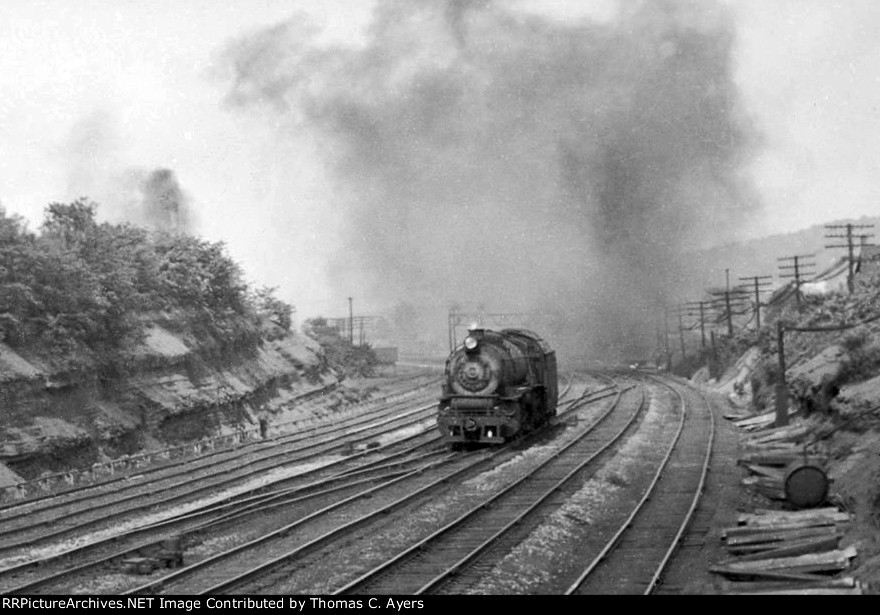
left=464, top=336, right=478, bottom=351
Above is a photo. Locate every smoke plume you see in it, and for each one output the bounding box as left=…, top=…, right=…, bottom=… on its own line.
left=217, top=0, right=762, bottom=361
left=118, top=167, right=195, bottom=234
left=64, top=112, right=196, bottom=234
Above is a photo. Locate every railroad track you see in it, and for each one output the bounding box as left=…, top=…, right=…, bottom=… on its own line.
left=329, top=385, right=645, bottom=595
left=122, top=450, right=499, bottom=595
left=129, top=378, right=632, bottom=595
left=563, top=375, right=716, bottom=595
left=0, top=438, right=454, bottom=595
left=0, top=372, right=619, bottom=595
left=0, top=394, right=442, bottom=557
left=0, top=372, right=442, bottom=515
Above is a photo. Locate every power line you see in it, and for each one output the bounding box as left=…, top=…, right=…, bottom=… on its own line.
left=348, top=297, right=354, bottom=344
left=447, top=309, right=527, bottom=351
left=825, top=223, right=875, bottom=293
left=707, top=288, right=750, bottom=336
left=665, top=305, right=689, bottom=361
left=778, top=254, right=817, bottom=306
left=684, top=300, right=711, bottom=349
left=737, top=274, right=773, bottom=330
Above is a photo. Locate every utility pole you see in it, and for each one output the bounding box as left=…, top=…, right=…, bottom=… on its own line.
left=348, top=297, right=354, bottom=345
left=447, top=308, right=526, bottom=352
left=663, top=307, right=672, bottom=370
left=825, top=223, right=875, bottom=293
left=723, top=289, right=733, bottom=337
left=448, top=308, right=455, bottom=352
left=685, top=300, right=710, bottom=349
left=667, top=305, right=687, bottom=361
left=655, top=320, right=664, bottom=364
left=327, top=315, right=377, bottom=345
left=738, top=275, right=773, bottom=330
left=708, top=288, right=750, bottom=337
left=778, top=255, right=816, bottom=306
left=776, top=321, right=789, bottom=428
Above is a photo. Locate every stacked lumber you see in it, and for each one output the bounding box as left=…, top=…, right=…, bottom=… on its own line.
left=737, top=421, right=828, bottom=503
left=732, top=409, right=800, bottom=432
left=712, top=508, right=862, bottom=594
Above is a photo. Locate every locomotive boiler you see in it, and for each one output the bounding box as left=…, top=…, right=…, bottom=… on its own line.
left=438, top=328, right=558, bottom=446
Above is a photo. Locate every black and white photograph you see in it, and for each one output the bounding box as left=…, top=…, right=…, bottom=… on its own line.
left=1, top=0, right=879, bottom=598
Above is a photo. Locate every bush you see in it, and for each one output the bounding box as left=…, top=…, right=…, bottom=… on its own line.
left=249, top=286, right=294, bottom=331
left=0, top=200, right=291, bottom=372
left=303, top=317, right=379, bottom=378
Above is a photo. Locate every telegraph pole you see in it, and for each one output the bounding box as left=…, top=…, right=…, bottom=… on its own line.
left=723, top=290, right=733, bottom=337
left=663, top=307, right=672, bottom=370
left=778, top=255, right=816, bottom=306
left=685, top=300, right=709, bottom=349
left=448, top=308, right=455, bottom=352
left=667, top=305, right=687, bottom=361
left=738, top=275, right=773, bottom=330
left=709, top=289, right=749, bottom=337
left=825, top=223, right=875, bottom=293
left=447, top=309, right=526, bottom=352
left=348, top=297, right=354, bottom=344
left=775, top=321, right=789, bottom=427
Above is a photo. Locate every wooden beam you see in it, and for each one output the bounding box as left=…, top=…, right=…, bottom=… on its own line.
left=726, top=535, right=842, bottom=561
left=725, top=525, right=841, bottom=547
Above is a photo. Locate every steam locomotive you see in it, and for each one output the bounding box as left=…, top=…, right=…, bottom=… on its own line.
left=438, top=328, right=558, bottom=446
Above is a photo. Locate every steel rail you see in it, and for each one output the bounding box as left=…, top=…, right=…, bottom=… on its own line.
left=124, top=453, right=496, bottom=595
left=332, top=386, right=643, bottom=595
left=2, top=374, right=588, bottom=590
left=564, top=375, right=715, bottom=594
left=0, top=437, right=448, bottom=592
left=0, top=402, right=439, bottom=550
left=2, top=448, right=454, bottom=595
left=0, top=373, right=441, bottom=513
left=0, top=386, right=439, bottom=523
left=643, top=384, right=715, bottom=594
left=130, top=379, right=619, bottom=595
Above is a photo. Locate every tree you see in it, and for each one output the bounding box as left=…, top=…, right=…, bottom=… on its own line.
left=41, top=199, right=98, bottom=250
left=304, top=317, right=378, bottom=377
left=251, top=286, right=295, bottom=330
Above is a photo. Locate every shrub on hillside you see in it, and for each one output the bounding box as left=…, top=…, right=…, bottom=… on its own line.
left=303, top=317, right=379, bottom=378
left=0, top=201, right=295, bottom=372
left=249, top=286, right=294, bottom=332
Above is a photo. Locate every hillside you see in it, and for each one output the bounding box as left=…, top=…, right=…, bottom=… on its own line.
left=0, top=320, right=336, bottom=484
left=680, top=215, right=880, bottom=298
left=0, top=201, right=347, bottom=487
left=701, top=253, right=880, bottom=585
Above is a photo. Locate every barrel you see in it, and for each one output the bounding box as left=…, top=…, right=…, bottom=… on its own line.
left=783, top=460, right=829, bottom=509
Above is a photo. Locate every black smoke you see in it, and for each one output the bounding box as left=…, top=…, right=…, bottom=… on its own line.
left=216, top=0, right=762, bottom=362
left=135, top=168, right=193, bottom=234
left=64, top=112, right=195, bottom=234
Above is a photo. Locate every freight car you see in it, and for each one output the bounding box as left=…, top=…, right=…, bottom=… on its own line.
left=438, top=328, right=557, bottom=447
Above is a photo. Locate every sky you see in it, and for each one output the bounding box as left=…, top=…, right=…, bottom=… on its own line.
left=1, top=0, right=879, bottom=336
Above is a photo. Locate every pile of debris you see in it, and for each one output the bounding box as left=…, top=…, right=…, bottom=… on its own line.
left=711, top=508, right=862, bottom=594
left=120, top=536, right=184, bottom=575
left=737, top=418, right=829, bottom=506
left=715, top=411, right=868, bottom=593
